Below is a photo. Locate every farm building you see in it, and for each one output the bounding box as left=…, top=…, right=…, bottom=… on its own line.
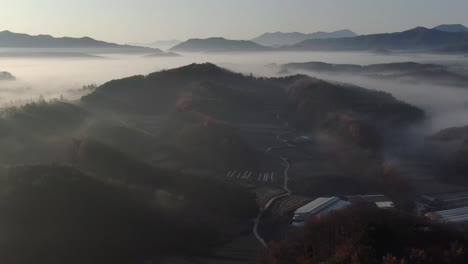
left=292, top=196, right=350, bottom=227
left=426, top=206, right=468, bottom=225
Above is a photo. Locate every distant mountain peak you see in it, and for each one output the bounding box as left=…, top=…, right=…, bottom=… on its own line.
left=434, top=24, right=468, bottom=33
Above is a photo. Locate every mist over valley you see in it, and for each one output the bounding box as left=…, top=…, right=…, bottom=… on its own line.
left=2, top=4, right=468, bottom=262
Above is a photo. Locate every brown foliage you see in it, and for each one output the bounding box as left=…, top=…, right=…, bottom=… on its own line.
left=259, top=207, right=468, bottom=264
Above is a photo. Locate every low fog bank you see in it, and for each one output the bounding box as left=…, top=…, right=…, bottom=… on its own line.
left=282, top=70, right=468, bottom=133
left=0, top=51, right=467, bottom=131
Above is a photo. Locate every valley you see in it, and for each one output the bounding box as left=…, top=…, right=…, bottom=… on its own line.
left=1, top=16, right=468, bottom=263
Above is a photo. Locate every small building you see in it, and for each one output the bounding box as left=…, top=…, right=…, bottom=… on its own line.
left=426, top=206, right=468, bottom=225
left=292, top=197, right=350, bottom=227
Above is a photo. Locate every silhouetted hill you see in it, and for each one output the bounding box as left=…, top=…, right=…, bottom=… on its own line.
left=252, top=29, right=357, bottom=46
left=282, top=61, right=468, bottom=87
left=128, top=40, right=182, bottom=50
left=0, top=71, right=15, bottom=81
left=169, top=37, right=271, bottom=52
left=289, top=27, right=468, bottom=51
left=0, top=30, right=164, bottom=54
left=434, top=24, right=468, bottom=33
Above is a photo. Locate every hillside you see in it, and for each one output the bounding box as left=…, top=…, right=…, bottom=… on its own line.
left=252, top=29, right=357, bottom=47
left=0, top=30, right=164, bottom=54
left=281, top=61, right=468, bottom=87
left=169, top=37, right=271, bottom=52
left=288, top=27, right=468, bottom=51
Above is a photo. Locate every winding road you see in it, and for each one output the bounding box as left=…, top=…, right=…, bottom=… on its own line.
left=253, top=115, right=294, bottom=248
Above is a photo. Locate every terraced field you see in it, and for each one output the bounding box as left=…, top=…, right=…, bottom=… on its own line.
left=254, top=186, right=286, bottom=208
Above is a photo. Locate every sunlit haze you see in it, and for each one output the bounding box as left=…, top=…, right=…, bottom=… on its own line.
left=1, top=0, right=468, bottom=42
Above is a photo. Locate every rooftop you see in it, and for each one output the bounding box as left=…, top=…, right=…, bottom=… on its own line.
left=426, top=206, right=468, bottom=224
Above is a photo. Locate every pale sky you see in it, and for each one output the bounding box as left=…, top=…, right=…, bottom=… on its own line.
left=1, top=0, right=468, bottom=44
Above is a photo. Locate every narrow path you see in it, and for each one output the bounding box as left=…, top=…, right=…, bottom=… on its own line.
left=253, top=115, right=294, bottom=248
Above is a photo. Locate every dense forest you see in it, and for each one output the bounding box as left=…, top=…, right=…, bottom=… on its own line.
left=260, top=207, right=468, bottom=264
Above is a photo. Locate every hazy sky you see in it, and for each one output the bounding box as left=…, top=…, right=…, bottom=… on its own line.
left=1, top=0, right=468, bottom=43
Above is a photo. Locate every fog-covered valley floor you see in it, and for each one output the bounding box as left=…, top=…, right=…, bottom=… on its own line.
left=1, top=51, right=467, bottom=132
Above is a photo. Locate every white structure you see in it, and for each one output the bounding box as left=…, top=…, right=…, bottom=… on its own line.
left=426, top=206, right=468, bottom=224
left=292, top=197, right=350, bottom=227
left=347, top=195, right=395, bottom=209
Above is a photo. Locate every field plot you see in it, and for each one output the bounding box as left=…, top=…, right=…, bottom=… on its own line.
left=254, top=186, right=286, bottom=208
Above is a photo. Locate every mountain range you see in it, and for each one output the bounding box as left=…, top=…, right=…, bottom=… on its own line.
left=251, top=29, right=357, bottom=47
left=0, top=30, right=166, bottom=55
